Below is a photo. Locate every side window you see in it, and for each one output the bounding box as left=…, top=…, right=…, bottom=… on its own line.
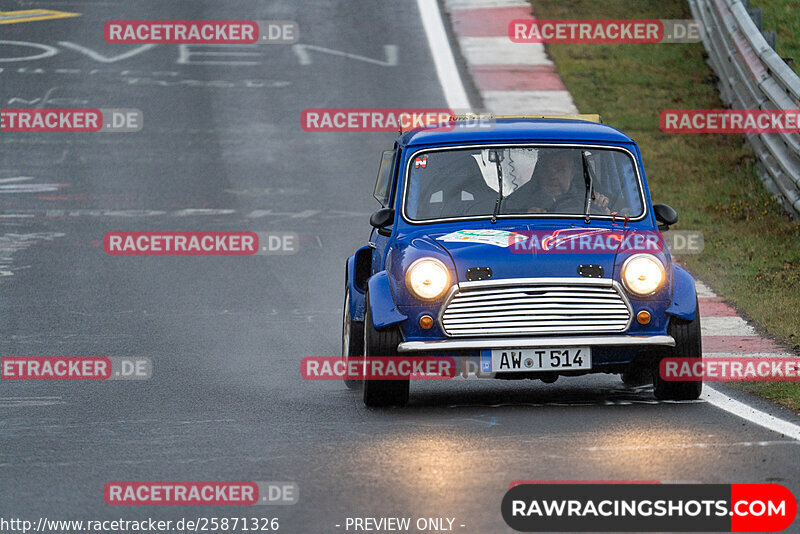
left=373, top=149, right=396, bottom=207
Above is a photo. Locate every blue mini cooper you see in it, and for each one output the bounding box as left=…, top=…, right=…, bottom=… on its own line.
left=343, top=116, right=701, bottom=407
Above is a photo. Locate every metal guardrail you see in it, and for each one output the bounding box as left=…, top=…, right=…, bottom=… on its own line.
left=688, top=0, right=800, bottom=217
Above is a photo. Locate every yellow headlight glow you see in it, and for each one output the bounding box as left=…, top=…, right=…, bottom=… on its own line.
left=406, top=258, right=450, bottom=301
left=622, top=254, right=665, bottom=296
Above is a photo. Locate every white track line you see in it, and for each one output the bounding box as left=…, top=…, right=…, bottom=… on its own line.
left=417, top=0, right=471, bottom=110
left=704, top=386, right=800, bottom=441
left=428, top=5, right=800, bottom=443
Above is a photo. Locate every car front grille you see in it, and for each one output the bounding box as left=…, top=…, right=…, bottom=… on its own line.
left=439, top=278, right=632, bottom=337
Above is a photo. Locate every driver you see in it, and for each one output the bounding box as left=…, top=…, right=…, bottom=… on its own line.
left=504, top=150, right=611, bottom=214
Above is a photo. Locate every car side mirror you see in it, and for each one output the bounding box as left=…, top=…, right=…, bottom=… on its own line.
left=370, top=208, right=395, bottom=237
left=653, top=204, right=678, bottom=230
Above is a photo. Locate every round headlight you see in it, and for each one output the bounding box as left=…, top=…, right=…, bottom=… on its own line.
left=621, top=254, right=666, bottom=296
left=406, top=258, right=450, bottom=301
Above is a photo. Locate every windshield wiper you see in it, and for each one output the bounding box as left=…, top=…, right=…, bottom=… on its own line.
left=581, top=150, right=596, bottom=224
left=489, top=149, right=504, bottom=224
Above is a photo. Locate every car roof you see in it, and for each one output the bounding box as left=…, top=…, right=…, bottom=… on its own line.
left=398, top=118, right=634, bottom=147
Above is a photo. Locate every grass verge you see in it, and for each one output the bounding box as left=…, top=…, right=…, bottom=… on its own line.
left=748, top=0, right=800, bottom=67
left=733, top=382, right=800, bottom=412
left=530, top=0, right=800, bottom=409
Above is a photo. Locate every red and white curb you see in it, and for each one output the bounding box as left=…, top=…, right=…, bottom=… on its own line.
left=698, top=281, right=792, bottom=358
left=444, top=0, right=578, bottom=114
left=418, top=0, right=800, bottom=440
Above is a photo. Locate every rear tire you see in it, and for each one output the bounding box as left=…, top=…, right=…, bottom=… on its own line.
left=342, top=285, right=363, bottom=390
left=362, top=294, right=409, bottom=407
left=653, top=303, right=703, bottom=401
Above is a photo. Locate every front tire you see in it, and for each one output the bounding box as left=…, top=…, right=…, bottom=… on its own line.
left=653, top=303, right=703, bottom=401
left=342, top=285, right=363, bottom=390
left=362, top=294, right=409, bottom=407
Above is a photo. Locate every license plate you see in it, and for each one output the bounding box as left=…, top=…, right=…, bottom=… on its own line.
left=481, top=347, right=591, bottom=373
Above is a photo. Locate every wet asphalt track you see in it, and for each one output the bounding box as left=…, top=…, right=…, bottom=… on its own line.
left=0, top=1, right=799, bottom=532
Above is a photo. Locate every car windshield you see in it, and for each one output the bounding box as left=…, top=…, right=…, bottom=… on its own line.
left=404, top=146, right=644, bottom=221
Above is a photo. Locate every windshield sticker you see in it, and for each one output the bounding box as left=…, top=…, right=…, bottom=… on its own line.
left=437, top=229, right=527, bottom=247
left=472, top=148, right=538, bottom=193
left=414, top=156, right=427, bottom=169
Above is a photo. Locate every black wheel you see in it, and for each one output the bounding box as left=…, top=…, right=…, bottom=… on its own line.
left=342, top=284, right=363, bottom=390
left=653, top=303, right=703, bottom=400
left=362, top=293, right=409, bottom=407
